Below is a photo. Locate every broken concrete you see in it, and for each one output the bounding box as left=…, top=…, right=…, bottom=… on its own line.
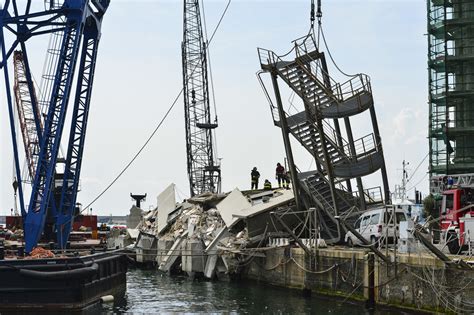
left=134, top=185, right=298, bottom=279
left=156, top=184, right=177, bottom=235
left=216, top=188, right=251, bottom=227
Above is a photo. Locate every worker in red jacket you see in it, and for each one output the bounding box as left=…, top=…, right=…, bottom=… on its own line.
left=276, top=163, right=285, bottom=188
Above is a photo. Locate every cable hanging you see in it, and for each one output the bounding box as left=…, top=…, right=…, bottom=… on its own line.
left=308, top=0, right=358, bottom=78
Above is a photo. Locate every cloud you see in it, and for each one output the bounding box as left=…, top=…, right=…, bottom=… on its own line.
left=391, top=107, right=425, bottom=144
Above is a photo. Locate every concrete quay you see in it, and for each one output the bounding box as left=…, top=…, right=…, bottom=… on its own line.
left=243, top=246, right=474, bottom=314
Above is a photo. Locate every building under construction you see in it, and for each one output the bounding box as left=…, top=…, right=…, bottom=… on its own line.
left=428, top=0, right=474, bottom=177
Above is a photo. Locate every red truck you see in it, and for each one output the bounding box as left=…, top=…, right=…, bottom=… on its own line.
left=431, top=174, right=474, bottom=254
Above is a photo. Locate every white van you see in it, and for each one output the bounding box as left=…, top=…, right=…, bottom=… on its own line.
left=345, top=207, right=408, bottom=246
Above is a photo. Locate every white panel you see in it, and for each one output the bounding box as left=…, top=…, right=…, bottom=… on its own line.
left=216, top=188, right=251, bottom=227
left=156, top=183, right=176, bottom=235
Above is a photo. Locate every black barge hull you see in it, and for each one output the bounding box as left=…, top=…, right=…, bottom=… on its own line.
left=0, top=251, right=127, bottom=313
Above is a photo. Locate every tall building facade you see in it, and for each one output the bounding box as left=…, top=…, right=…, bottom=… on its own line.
left=428, top=0, right=474, bottom=177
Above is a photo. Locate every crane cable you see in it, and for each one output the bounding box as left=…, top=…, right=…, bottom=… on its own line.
left=311, top=0, right=357, bottom=78
left=80, top=0, right=232, bottom=213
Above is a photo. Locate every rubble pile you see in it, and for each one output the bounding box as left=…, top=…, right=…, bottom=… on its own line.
left=133, top=184, right=295, bottom=279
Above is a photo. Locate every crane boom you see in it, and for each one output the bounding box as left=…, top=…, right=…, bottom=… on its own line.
left=25, top=11, right=84, bottom=253
left=13, top=51, right=43, bottom=184
left=1, top=0, right=110, bottom=253
left=182, top=0, right=221, bottom=197
left=56, top=5, right=108, bottom=248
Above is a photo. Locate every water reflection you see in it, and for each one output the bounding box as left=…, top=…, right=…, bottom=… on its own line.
left=106, top=269, right=406, bottom=314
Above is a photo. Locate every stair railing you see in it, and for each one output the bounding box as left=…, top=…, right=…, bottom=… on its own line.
left=302, top=177, right=334, bottom=211
left=332, top=74, right=371, bottom=102
left=256, top=70, right=280, bottom=124
left=342, top=133, right=379, bottom=160
left=293, top=35, right=374, bottom=113
left=352, top=186, right=383, bottom=205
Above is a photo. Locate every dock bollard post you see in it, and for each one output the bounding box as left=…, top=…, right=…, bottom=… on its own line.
left=366, top=252, right=375, bottom=310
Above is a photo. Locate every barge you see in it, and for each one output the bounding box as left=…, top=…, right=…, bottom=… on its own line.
left=0, top=250, right=127, bottom=313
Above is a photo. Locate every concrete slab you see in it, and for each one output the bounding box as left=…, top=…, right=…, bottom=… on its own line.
left=205, top=227, right=229, bottom=254
left=204, top=254, right=218, bottom=279
left=182, top=239, right=206, bottom=274
left=238, top=189, right=294, bottom=220
left=216, top=188, right=251, bottom=227
left=127, top=229, right=139, bottom=239
left=156, top=184, right=176, bottom=235
left=159, top=231, right=188, bottom=272
left=156, top=239, right=174, bottom=265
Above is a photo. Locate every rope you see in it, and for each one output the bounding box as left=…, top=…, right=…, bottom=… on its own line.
left=256, top=257, right=292, bottom=271
left=291, top=257, right=337, bottom=274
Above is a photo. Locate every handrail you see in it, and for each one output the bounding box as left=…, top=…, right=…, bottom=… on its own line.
left=293, top=40, right=372, bottom=111
left=342, top=133, right=378, bottom=159
left=256, top=70, right=280, bottom=124
left=303, top=176, right=334, bottom=211
left=352, top=186, right=383, bottom=204
left=331, top=74, right=371, bottom=102
left=305, top=172, right=361, bottom=215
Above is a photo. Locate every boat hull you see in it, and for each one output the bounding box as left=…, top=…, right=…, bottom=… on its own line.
left=0, top=251, right=127, bottom=312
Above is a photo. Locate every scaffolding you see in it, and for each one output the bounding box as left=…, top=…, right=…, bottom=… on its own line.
left=428, top=0, right=474, bottom=178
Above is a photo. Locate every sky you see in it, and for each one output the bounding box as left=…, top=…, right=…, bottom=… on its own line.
left=0, top=0, right=429, bottom=216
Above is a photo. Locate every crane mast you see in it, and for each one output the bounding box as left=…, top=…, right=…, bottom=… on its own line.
left=1, top=0, right=110, bottom=253
left=182, top=0, right=221, bottom=197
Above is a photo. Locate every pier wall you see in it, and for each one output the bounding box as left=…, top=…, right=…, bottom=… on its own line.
left=243, top=247, right=474, bottom=313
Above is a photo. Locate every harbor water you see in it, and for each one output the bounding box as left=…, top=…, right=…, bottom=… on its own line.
left=104, top=269, right=409, bottom=314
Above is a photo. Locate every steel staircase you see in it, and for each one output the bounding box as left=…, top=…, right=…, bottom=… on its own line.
left=298, top=170, right=383, bottom=242
left=257, top=35, right=388, bottom=243
left=260, top=43, right=373, bottom=119
left=296, top=170, right=356, bottom=242
left=259, top=44, right=384, bottom=179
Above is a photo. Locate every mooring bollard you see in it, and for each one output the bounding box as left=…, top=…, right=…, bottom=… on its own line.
left=366, top=252, right=375, bottom=310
